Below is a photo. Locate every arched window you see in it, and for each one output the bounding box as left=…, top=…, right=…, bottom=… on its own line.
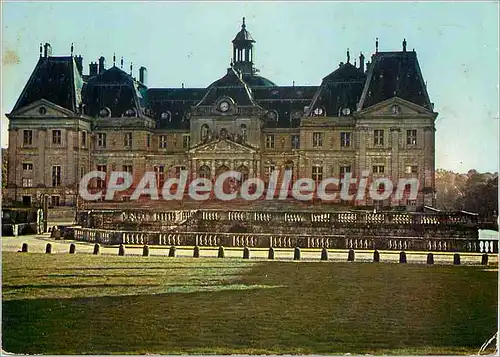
left=198, top=165, right=211, bottom=179
left=237, top=165, right=249, bottom=182
left=201, top=124, right=209, bottom=142
left=240, top=124, right=247, bottom=142
left=220, top=128, right=228, bottom=139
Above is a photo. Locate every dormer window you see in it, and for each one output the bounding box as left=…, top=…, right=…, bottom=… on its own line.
left=124, top=108, right=136, bottom=117
left=99, top=107, right=111, bottom=117
left=313, top=107, right=325, bottom=116
left=341, top=107, right=351, bottom=116
left=161, top=111, right=172, bottom=122
left=267, top=110, right=278, bottom=121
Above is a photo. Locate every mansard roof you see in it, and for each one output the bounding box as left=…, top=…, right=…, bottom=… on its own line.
left=82, top=66, right=146, bottom=118
left=358, top=51, right=433, bottom=110
left=307, top=62, right=366, bottom=117
left=12, top=56, right=83, bottom=113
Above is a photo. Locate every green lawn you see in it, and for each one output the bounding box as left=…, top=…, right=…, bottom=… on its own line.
left=2, top=252, right=498, bottom=355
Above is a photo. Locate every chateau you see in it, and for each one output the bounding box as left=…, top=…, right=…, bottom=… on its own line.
left=5, top=18, right=437, bottom=210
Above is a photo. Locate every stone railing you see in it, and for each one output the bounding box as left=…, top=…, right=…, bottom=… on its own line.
left=81, top=209, right=479, bottom=228
left=72, top=228, right=497, bottom=253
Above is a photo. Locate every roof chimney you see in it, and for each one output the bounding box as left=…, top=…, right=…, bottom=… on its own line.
left=43, top=43, right=52, bottom=58
left=98, top=56, right=105, bottom=74
left=89, top=62, right=98, bottom=77
left=75, top=55, right=83, bottom=75
left=359, top=52, right=365, bottom=73
left=403, top=38, right=407, bottom=52
left=139, top=66, right=147, bottom=85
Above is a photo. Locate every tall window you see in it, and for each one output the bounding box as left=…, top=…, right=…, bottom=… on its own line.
left=264, top=165, right=275, bottom=178
left=159, top=135, right=167, bottom=148
left=340, top=132, right=351, bottom=147
left=97, top=133, right=107, bottom=148
left=312, top=132, right=324, bottom=148
left=80, top=165, right=86, bottom=179
left=22, top=178, right=33, bottom=187
left=373, top=165, right=385, bottom=174
left=201, top=124, right=209, bottom=141
left=50, top=195, right=60, bottom=207
left=96, top=165, right=107, bottom=189
left=340, top=165, right=351, bottom=179
left=23, top=130, right=33, bottom=146
left=182, top=135, right=190, bottom=149
left=406, top=130, right=417, bottom=145
left=52, top=130, right=62, bottom=145
left=405, top=165, right=418, bottom=174
left=22, top=163, right=33, bottom=171
left=265, top=135, right=275, bottom=149
left=124, top=133, right=132, bottom=148
left=52, top=166, right=61, bottom=187
left=312, top=166, right=323, bottom=182
left=81, top=131, right=87, bottom=147
left=291, top=135, right=300, bottom=149
left=154, top=165, right=165, bottom=188
left=240, top=124, right=247, bottom=141
left=146, top=134, right=151, bottom=148
left=122, top=165, right=133, bottom=174
left=374, top=130, right=384, bottom=146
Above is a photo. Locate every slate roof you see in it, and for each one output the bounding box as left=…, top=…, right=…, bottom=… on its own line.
left=358, top=51, right=433, bottom=110
left=13, top=56, right=83, bottom=113
left=307, top=62, right=366, bottom=117
left=82, top=66, right=146, bottom=117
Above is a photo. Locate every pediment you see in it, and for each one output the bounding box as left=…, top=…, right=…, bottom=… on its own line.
left=8, top=99, right=76, bottom=118
left=189, top=138, right=256, bottom=154
left=357, top=97, right=436, bottom=118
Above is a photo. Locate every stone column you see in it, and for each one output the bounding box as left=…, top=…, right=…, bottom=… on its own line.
left=38, top=129, right=47, bottom=187
left=390, top=127, right=400, bottom=205
left=423, top=125, right=436, bottom=206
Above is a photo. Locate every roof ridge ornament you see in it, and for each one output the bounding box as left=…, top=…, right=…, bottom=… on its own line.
left=71, top=43, right=74, bottom=57
left=376, top=38, right=379, bottom=53
left=347, top=48, right=350, bottom=63
left=242, top=16, right=246, bottom=29
left=113, top=53, right=116, bottom=66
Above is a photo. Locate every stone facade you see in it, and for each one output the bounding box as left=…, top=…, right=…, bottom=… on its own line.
left=4, top=20, right=437, bottom=211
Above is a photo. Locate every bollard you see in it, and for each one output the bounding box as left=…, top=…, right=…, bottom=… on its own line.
left=399, top=251, right=407, bottom=264
left=193, top=246, right=200, bottom=258
left=118, top=244, right=125, bottom=256
left=373, top=250, right=380, bottom=263
left=218, top=246, right=225, bottom=258
left=93, top=243, right=100, bottom=255
left=347, top=249, right=355, bottom=262
left=45, top=243, right=52, bottom=254
left=243, top=246, right=250, bottom=259
left=21, top=243, right=28, bottom=253
left=294, top=247, right=301, bottom=261
left=453, top=253, right=460, bottom=265
left=143, top=245, right=149, bottom=257
left=481, top=253, right=488, bottom=265
left=69, top=244, right=76, bottom=254
left=168, top=246, right=176, bottom=258
left=321, top=247, right=328, bottom=261
left=427, top=253, right=434, bottom=265
left=268, top=247, right=275, bottom=260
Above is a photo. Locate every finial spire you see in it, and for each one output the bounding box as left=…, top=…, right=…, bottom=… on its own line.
left=376, top=37, right=379, bottom=53
left=130, top=62, right=133, bottom=75
left=71, top=43, right=74, bottom=56
left=403, top=38, right=407, bottom=52
left=113, top=53, right=116, bottom=66
left=39, top=43, right=43, bottom=57
left=242, top=17, right=246, bottom=29
left=120, top=56, right=124, bottom=69
left=347, top=48, right=350, bottom=63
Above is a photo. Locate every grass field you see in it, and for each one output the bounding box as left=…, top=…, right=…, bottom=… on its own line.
left=2, top=252, right=498, bottom=355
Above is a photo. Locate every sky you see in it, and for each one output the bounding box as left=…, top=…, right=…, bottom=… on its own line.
left=1, top=1, right=499, bottom=174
